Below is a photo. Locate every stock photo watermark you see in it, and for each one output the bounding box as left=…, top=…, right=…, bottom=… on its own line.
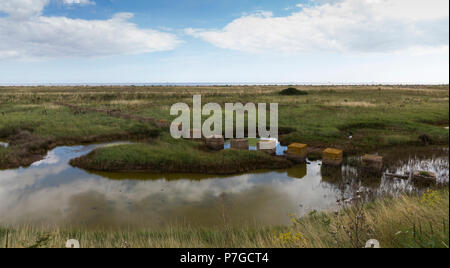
left=169, top=95, right=279, bottom=143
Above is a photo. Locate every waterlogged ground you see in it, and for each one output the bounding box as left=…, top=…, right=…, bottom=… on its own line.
left=0, top=143, right=448, bottom=229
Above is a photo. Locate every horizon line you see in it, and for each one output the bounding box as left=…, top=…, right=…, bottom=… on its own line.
left=1, top=82, right=449, bottom=87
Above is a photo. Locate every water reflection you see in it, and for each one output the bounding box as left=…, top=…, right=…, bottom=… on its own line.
left=0, top=144, right=448, bottom=229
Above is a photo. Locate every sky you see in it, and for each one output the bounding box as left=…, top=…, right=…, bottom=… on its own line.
left=0, top=0, right=448, bottom=84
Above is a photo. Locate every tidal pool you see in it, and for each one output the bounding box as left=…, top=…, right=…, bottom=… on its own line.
left=0, top=143, right=448, bottom=229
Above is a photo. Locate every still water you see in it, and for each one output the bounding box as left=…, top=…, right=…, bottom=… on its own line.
left=0, top=143, right=448, bottom=229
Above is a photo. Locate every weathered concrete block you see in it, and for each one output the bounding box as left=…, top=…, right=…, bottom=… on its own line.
left=322, top=148, right=343, bottom=166
left=362, top=154, right=383, bottom=174
left=257, top=140, right=277, bottom=154
left=286, top=143, right=308, bottom=163
left=412, top=171, right=436, bottom=187
left=230, top=139, right=249, bottom=150
left=205, top=135, right=225, bottom=151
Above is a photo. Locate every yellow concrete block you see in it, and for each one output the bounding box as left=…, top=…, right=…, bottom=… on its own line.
left=323, top=148, right=343, bottom=166
left=323, top=148, right=343, bottom=159
left=288, top=143, right=308, bottom=155
left=287, top=143, right=308, bottom=163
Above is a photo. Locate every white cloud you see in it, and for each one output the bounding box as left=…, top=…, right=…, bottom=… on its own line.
left=62, top=0, right=95, bottom=6
left=0, top=0, right=180, bottom=59
left=0, top=0, right=49, bottom=18
left=186, top=0, right=449, bottom=54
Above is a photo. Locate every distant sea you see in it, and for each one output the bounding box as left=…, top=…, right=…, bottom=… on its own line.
left=0, top=82, right=445, bottom=86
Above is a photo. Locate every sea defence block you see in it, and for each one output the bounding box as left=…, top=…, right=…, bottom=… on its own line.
left=286, top=143, right=308, bottom=163
left=322, top=148, right=343, bottom=166
left=362, top=154, right=383, bottom=174
left=412, top=171, right=436, bottom=187
left=205, top=135, right=225, bottom=151
left=257, top=140, right=277, bottom=154
left=230, top=139, right=249, bottom=150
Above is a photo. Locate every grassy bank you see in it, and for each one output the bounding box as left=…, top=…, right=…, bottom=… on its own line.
left=1, top=85, right=449, bottom=169
left=69, top=135, right=292, bottom=174
left=1, top=189, right=448, bottom=248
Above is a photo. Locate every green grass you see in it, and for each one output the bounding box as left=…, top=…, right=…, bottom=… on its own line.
left=1, top=189, right=447, bottom=248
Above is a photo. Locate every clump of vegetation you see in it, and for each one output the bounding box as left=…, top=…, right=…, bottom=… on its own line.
left=279, top=87, right=308, bottom=96
left=70, top=136, right=292, bottom=174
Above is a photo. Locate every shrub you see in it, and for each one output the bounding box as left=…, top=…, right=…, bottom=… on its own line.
left=279, top=88, right=308, bottom=96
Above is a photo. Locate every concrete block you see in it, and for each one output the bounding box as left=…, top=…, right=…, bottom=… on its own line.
left=230, top=139, right=249, bottom=150
left=287, top=143, right=308, bottom=163
left=205, top=135, right=225, bottom=151
left=322, top=148, right=343, bottom=166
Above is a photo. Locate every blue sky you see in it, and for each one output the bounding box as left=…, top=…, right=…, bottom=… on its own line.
left=0, top=0, right=448, bottom=84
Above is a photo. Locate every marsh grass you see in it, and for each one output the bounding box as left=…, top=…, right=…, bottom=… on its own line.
left=69, top=134, right=291, bottom=174
left=1, top=189, right=447, bottom=248
left=1, top=85, right=448, bottom=151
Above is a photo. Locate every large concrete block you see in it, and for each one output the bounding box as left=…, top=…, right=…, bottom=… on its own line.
left=257, top=140, right=277, bottom=154
left=287, top=143, right=308, bottom=163
left=322, top=148, right=343, bottom=166
left=230, top=139, right=249, bottom=150
left=205, top=135, right=225, bottom=151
